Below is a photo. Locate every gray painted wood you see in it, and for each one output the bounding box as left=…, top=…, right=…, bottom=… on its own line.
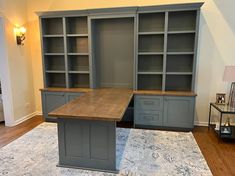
left=163, top=96, right=195, bottom=128
left=66, top=92, right=83, bottom=102
left=192, top=10, right=201, bottom=92
left=41, top=91, right=66, bottom=119
left=134, top=95, right=195, bottom=129
left=36, top=3, right=203, bottom=17
left=63, top=17, right=69, bottom=88
left=41, top=92, right=84, bottom=120
left=93, top=18, right=134, bottom=88
left=134, top=95, right=164, bottom=126
left=162, top=12, right=168, bottom=91
left=57, top=118, right=117, bottom=171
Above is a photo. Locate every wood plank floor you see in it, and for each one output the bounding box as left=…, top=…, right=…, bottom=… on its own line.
left=0, top=116, right=235, bottom=175
left=0, top=115, right=43, bottom=148
left=193, top=126, right=235, bottom=176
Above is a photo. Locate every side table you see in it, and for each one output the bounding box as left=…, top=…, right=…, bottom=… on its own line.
left=208, top=103, right=235, bottom=139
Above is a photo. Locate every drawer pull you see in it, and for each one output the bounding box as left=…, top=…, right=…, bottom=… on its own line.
left=144, top=101, right=154, bottom=105
left=143, top=115, right=153, bottom=120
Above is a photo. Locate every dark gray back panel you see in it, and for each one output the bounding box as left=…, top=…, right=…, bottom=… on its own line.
left=93, top=18, right=134, bottom=88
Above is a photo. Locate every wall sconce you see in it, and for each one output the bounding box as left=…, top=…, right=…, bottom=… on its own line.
left=14, top=26, right=26, bottom=45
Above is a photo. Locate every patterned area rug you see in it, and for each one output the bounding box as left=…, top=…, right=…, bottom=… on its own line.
left=0, top=123, right=212, bottom=176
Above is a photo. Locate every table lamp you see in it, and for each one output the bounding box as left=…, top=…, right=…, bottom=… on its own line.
left=223, top=66, right=235, bottom=107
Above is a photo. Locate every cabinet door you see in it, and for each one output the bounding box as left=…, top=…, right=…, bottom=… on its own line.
left=41, top=92, right=66, bottom=119
left=163, top=96, right=195, bottom=129
left=66, top=93, right=83, bottom=103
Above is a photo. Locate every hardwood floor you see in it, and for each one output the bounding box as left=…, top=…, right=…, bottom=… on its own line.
left=193, top=126, right=235, bottom=176
left=0, top=116, right=235, bottom=175
left=0, top=115, right=43, bottom=148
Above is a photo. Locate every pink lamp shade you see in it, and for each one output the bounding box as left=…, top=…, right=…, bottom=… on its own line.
left=223, top=66, right=235, bottom=82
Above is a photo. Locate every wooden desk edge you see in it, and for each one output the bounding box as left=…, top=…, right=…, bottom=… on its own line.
left=40, top=88, right=92, bottom=93
left=40, top=88, right=197, bottom=97
left=133, top=90, right=197, bottom=97
left=48, top=113, right=123, bottom=122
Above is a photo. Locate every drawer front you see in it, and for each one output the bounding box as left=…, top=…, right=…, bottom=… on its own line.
left=135, top=110, right=163, bottom=126
left=135, top=95, right=163, bottom=111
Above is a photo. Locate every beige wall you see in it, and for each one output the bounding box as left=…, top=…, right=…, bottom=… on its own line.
left=2, top=0, right=235, bottom=125
left=0, top=0, right=36, bottom=124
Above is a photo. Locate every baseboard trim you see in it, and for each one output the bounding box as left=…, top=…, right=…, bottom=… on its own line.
left=194, top=121, right=208, bottom=127
left=36, top=111, right=42, bottom=116
left=12, top=111, right=38, bottom=126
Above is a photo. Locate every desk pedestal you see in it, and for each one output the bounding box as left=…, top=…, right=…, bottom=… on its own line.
left=57, top=118, right=117, bottom=172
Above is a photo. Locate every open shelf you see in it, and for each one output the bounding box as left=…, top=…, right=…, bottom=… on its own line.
left=66, top=16, right=88, bottom=35
left=67, top=36, right=88, bottom=53
left=167, top=33, right=195, bottom=52
left=168, top=11, right=197, bottom=31
left=42, top=18, right=63, bottom=35
left=138, top=55, right=163, bottom=72
left=68, top=55, right=89, bottom=72
left=69, top=73, right=90, bottom=88
left=46, top=73, right=66, bottom=88
left=139, top=13, right=165, bottom=32
left=45, top=55, right=65, bottom=71
left=165, top=75, right=192, bottom=91
left=166, top=55, right=193, bottom=72
left=138, top=52, right=164, bottom=55
left=139, top=34, right=164, bottom=52
left=138, top=31, right=164, bottom=35
left=138, top=74, right=162, bottom=90
left=215, top=126, right=235, bottom=139
left=43, top=34, right=64, bottom=37
left=43, top=37, right=64, bottom=53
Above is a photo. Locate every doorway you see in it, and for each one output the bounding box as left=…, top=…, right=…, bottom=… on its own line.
left=0, top=17, right=15, bottom=126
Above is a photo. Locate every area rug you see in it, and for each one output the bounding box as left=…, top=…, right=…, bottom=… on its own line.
left=0, top=123, right=212, bottom=176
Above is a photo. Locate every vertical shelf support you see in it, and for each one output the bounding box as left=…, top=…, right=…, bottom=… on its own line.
left=63, top=17, right=69, bottom=88
left=162, top=12, right=168, bottom=91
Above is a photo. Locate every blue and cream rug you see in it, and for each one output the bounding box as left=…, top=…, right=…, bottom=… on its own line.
left=0, top=123, right=212, bottom=176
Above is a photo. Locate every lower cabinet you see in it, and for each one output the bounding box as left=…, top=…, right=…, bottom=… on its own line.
left=41, top=91, right=83, bottom=121
left=134, top=95, right=195, bottom=130
left=164, top=96, right=195, bottom=129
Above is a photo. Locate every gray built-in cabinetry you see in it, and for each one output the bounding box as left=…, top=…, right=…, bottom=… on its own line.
left=41, top=91, right=83, bottom=121
left=39, top=3, right=203, bottom=129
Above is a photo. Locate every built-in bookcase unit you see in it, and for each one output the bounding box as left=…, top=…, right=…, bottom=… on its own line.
left=137, top=12, right=165, bottom=90
left=137, top=9, right=198, bottom=91
left=41, top=16, right=90, bottom=88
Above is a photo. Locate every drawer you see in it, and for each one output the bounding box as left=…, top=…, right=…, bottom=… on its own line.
left=135, top=110, right=163, bottom=126
left=135, top=95, right=163, bottom=111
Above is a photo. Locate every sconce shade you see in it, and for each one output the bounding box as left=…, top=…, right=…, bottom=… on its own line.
left=223, top=66, right=235, bottom=82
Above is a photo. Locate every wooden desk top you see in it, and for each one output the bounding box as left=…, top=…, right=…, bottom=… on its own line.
left=134, top=90, right=197, bottom=96
left=49, top=88, right=133, bottom=121
left=40, top=88, right=92, bottom=93
left=40, top=88, right=197, bottom=97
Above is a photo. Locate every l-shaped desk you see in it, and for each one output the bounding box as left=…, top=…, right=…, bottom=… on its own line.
left=48, top=88, right=196, bottom=172
left=49, top=88, right=132, bottom=172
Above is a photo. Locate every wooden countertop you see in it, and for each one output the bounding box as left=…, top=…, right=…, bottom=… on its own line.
left=134, top=90, right=197, bottom=96
left=49, top=88, right=133, bottom=121
left=40, top=88, right=92, bottom=93
left=41, top=87, right=197, bottom=96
